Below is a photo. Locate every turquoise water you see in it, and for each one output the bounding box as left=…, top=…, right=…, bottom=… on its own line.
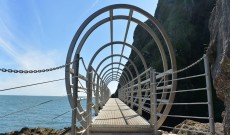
left=0, top=95, right=90, bottom=133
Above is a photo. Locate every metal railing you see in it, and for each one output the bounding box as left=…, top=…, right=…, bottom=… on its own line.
left=0, top=54, right=215, bottom=135
left=70, top=65, right=111, bottom=135
left=0, top=2, right=216, bottom=134
left=118, top=55, right=215, bottom=135
left=0, top=56, right=110, bottom=135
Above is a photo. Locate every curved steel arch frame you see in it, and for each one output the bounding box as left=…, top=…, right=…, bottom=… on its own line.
left=105, top=74, right=127, bottom=86
left=93, top=54, right=139, bottom=83
left=104, top=74, right=127, bottom=86
left=100, top=63, right=133, bottom=81
left=88, top=42, right=147, bottom=74
left=105, top=76, right=123, bottom=84
left=102, top=68, right=131, bottom=83
left=65, top=4, right=177, bottom=132
left=103, top=72, right=128, bottom=85
left=103, top=71, right=128, bottom=85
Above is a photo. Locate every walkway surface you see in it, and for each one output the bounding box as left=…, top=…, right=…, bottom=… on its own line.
left=90, top=98, right=155, bottom=134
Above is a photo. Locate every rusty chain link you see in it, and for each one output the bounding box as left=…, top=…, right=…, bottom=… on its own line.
left=0, top=60, right=75, bottom=74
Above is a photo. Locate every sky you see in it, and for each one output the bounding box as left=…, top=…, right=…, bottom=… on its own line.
left=0, top=0, right=158, bottom=96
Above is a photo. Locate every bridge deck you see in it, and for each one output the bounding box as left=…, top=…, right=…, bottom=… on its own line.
left=90, top=98, right=154, bottom=134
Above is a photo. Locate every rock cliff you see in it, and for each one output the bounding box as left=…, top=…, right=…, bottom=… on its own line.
left=207, top=0, right=230, bottom=134
left=113, top=0, right=225, bottom=129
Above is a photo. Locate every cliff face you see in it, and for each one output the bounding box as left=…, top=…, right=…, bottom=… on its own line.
left=113, top=0, right=224, bottom=128
left=207, top=0, right=230, bottom=134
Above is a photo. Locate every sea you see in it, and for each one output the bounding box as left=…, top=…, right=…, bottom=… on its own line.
left=0, top=95, right=92, bottom=133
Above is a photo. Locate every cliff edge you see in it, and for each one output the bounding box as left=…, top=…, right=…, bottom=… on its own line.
left=207, top=0, right=230, bottom=134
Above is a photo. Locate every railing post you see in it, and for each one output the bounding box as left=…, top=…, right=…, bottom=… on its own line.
left=118, top=89, right=120, bottom=99
left=106, top=87, right=109, bottom=102
left=105, top=87, right=108, bottom=102
left=124, top=85, right=126, bottom=103
left=121, top=87, right=123, bottom=101
left=104, top=85, right=107, bottom=104
left=204, top=55, right=215, bottom=135
left=99, top=85, right=103, bottom=109
left=122, top=86, right=124, bottom=101
left=125, top=84, right=128, bottom=103
left=95, top=75, right=100, bottom=115
left=150, top=68, right=157, bottom=134
left=123, top=86, right=125, bottom=101
left=101, top=83, right=104, bottom=106
left=120, top=87, right=122, bottom=100
left=86, top=66, right=93, bottom=135
left=138, top=77, right=142, bottom=115
left=71, top=54, right=79, bottom=135
left=131, top=81, right=134, bottom=109
left=119, top=89, right=121, bottom=99
left=102, top=83, right=105, bottom=105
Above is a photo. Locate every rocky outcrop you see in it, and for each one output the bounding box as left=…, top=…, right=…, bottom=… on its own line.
left=1, top=127, right=60, bottom=135
left=161, top=120, right=223, bottom=135
left=113, top=0, right=224, bottom=129
left=207, top=0, right=230, bottom=134
left=171, top=119, right=223, bottom=135
left=1, top=127, right=83, bottom=135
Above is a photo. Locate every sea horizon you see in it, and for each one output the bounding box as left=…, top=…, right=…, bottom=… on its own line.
left=0, top=95, right=90, bottom=133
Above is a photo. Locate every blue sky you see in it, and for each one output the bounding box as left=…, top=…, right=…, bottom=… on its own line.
left=0, top=0, right=158, bottom=96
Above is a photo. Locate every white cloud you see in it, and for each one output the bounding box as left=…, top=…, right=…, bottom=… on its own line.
left=0, top=38, right=18, bottom=60
left=0, top=2, right=67, bottom=96
left=0, top=35, right=86, bottom=96
left=0, top=46, right=67, bottom=96
left=89, top=0, right=100, bottom=11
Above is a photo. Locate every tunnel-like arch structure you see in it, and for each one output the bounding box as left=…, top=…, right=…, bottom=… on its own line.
left=65, top=4, right=177, bottom=134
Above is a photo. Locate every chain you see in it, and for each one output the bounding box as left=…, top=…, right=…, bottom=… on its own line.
left=0, top=60, right=76, bottom=74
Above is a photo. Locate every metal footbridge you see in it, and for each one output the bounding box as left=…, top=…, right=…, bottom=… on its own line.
left=0, top=4, right=215, bottom=135
left=65, top=4, right=215, bottom=135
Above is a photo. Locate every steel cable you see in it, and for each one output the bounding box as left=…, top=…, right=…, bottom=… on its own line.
left=0, top=74, right=81, bottom=92
left=80, top=57, right=87, bottom=71
left=0, top=78, right=65, bottom=92
left=0, top=100, right=53, bottom=118
left=0, top=94, right=72, bottom=119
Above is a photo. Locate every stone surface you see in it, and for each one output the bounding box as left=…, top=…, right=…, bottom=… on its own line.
left=112, top=0, right=224, bottom=129
left=0, top=127, right=83, bottom=135
left=207, top=0, right=230, bottom=134
left=171, top=119, right=223, bottom=135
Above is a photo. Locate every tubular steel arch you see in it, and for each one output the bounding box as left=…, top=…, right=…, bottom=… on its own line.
left=103, top=71, right=128, bottom=85
left=105, top=77, right=122, bottom=84
left=93, top=54, right=139, bottom=82
left=103, top=72, right=128, bottom=85
left=105, top=74, right=126, bottom=86
left=105, top=75, right=126, bottom=86
left=102, top=68, right=132, bottom=83
left=101, top=64, right=133, bottom=81
left=88, top=41, right=148, bottom=72
left=65, top=4, right=177, bottom=134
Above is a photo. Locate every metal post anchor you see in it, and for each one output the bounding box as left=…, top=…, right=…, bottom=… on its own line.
left=204, top=55, right=215, bottom=135
left=71, top=54, right=80, bottom=135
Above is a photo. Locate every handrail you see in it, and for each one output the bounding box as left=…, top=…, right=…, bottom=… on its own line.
left=118, top=55, right=215, bottom=134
